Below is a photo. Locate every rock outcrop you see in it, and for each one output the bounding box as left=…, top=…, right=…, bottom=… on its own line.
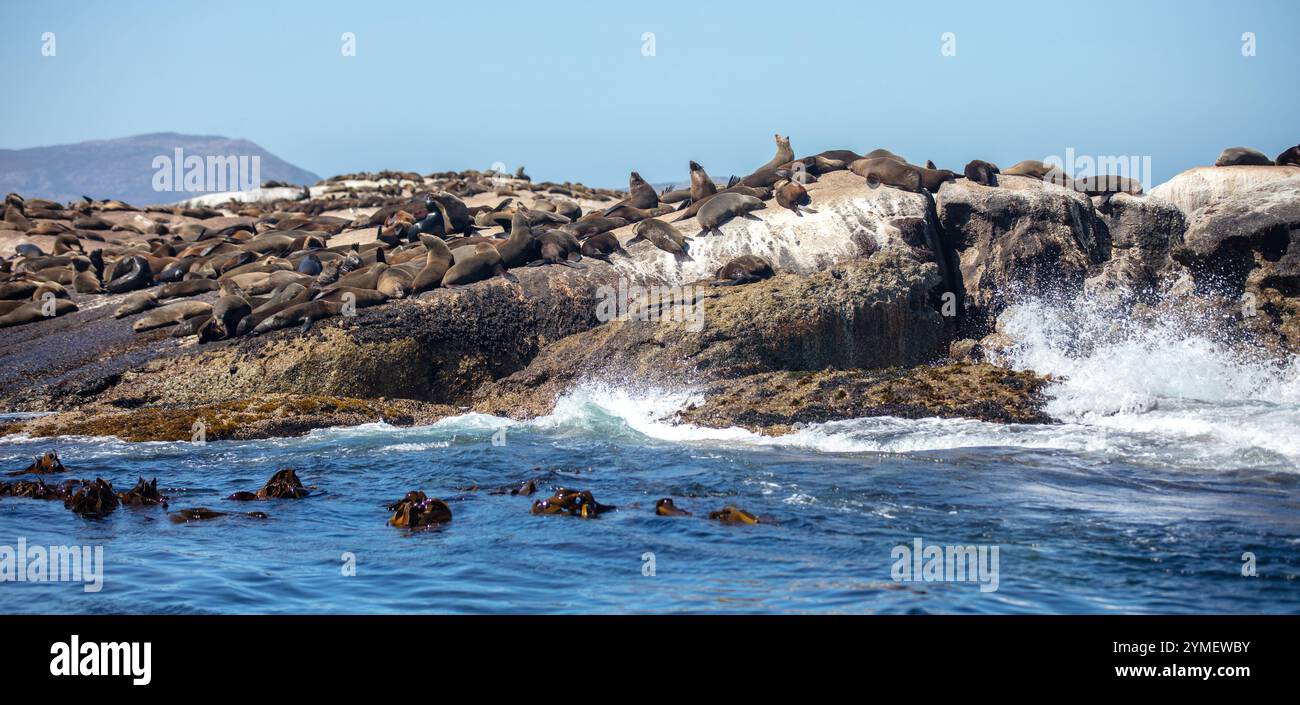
left=473, top=251, right=947, bottom=418
left=934, top=175, right=1103, bottom=331
left=1149, top=165, right=1300, bottom=216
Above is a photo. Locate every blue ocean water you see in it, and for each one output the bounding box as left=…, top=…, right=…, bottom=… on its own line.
left=2, top=301, right=1298, bottom=614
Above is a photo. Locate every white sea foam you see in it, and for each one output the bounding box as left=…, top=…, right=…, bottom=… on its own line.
left=529, top=294, right=1300, bottom=473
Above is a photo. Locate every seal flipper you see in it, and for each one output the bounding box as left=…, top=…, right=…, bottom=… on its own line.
left=742, top=213, right=763, bottom=221
left=299, top=317, right=314, bottom=333
left=559, top=259, right=587, bottom=269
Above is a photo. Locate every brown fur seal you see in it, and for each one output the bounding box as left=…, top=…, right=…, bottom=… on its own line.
left=918, top=166, right=958, bottom=193
left=116, top=477, right=168, bottom=507
left=443, top=243, right=519, bottom=286
left=602, top=171, right=659, bottom=215
left=1001, top=160, right=1068, bottom=184
left=1275, top=145, right=1300, bottom=167
left=104, top=255, right=152, bottom=293
left=529, top=230, right=585, bottom=268
left=695, top=193, right=766, bottom=237
left=0, top=298, right=77, bottom=327
left=629, top=218, right=690, bottom=257
left=689, top=160, right=718, bottom=203
left=774, top=173, right=816, bottom=216
left=251, top=299, right=345, bottom=334
left=602, top=203, right=675, bottom=223
left=496, top=212, right=541, bottom=267
left=753, top=133, right=794, bottom=174
left=376, top=262, right=420, bottom=299
left=197, top=292, right=254, bottom=343
left=863, top=148, right=905, bottom=162
left=560, top=216, right=628, bottom=239
left=712, top=255, right=774, bottom=287
left=964, top=159, right=1000, bottom=186
left=849, top=157, right=923, bottom=192
left=412, top=235, right=454, bottom=293
left=132, top=300, right=213, bottom=332
left=1215, top=147, right=1272, bottom=167
left=579, top=231, right=627, bottom=261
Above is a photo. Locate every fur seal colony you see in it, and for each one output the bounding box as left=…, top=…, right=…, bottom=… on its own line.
left=4, top=135, right=1297, bottom=341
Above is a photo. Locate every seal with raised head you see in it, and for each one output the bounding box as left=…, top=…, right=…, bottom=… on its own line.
left=412, top=235, right=454, bottom=293
left=602, top=171, right=659, bottom=215
left=689, top=160, right=718, bottom=203
left=753, top=133, right=794, bottom=174
left=711, top=254, right=774, bottom=287
left=495, top=211, right=541, bottom=268
left=695, top=193, right=765, bottom=237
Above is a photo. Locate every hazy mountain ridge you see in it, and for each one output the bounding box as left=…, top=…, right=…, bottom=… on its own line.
left=0, top=132, right=321, bottom=206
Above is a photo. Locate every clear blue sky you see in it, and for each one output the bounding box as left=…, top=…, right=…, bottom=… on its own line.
left=2, top=0, right=1297, bottom=187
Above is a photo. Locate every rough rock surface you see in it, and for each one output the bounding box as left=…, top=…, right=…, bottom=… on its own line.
left=934, top=175, right=1103, bottom=330
left=1149, top=166, right=1300, bottom=216
left=0, top=395, right=456, bottom=442
left=1172, top=176, right=1300, bottom=353
left=473, top=252, right=947, bottom=419
left=4, top=171, right=946, bottom=412
left=674, top=363, right=1054, bottom=434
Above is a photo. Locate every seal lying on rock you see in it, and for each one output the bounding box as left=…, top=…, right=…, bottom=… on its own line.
left=712, top=255, right=775, bottom=287
left=695, top=193, right=766, bottom=237
left=387, top=491, right=453, bottom=528
left=774, top=173, right=816, bottom=216
left=6, top=451, right=67, bottom=476
left=445, top=243, right=520, bottom=285
left=849, top=157, right=923, bottom=192
left=629, top=218, right=690, bottom=257
left=579, top=231, right=627, bottom=261
left=531, top=488, right=614, bottom=518
left=964, top=159, right=1000, bottom=186
left=1215, top=146, right=1272, bottom=167
left=0, top=298, right=78, bottom=328
left=1276, top=144, right=1300, bottom=167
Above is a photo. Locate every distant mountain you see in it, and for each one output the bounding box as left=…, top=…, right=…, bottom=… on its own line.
left=0, top=133, right=321, bottom=206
